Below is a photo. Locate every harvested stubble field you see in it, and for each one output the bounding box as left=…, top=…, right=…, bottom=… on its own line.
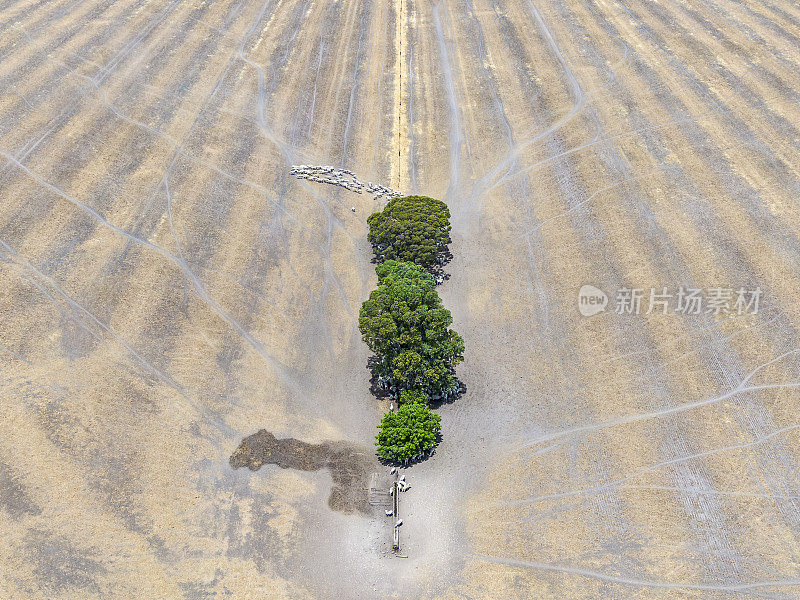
left=1, top=0, right=800, bottom=598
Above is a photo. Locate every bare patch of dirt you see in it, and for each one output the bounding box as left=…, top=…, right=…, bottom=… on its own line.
left=229, top=430, right=375, bottom=515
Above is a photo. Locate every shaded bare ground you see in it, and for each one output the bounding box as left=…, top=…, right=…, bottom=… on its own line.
left=230, top=429, right=375, bottom=515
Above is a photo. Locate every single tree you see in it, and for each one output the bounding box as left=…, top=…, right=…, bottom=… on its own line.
left=367, top=195, right=451, bottom=268
left=376, top=402, right=441, bottom=461
left=359, top=272, right=464, bottom=395
left=399, top=388, right=428, bottom=405
left=376, top=259, right=434, bottom=286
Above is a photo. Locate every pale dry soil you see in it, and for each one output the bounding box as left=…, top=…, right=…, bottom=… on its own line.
left=1, top=0, right=800, bottom=599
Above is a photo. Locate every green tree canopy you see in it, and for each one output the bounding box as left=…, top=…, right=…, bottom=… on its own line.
left=367, top=195, right=451, bottom=268
left=399, top=388, right=428, bottom=405
left=375, top=259, right=434, bottom=286
left=359, top=271, right=464, bottom=395
left=376, top=403, right=441, bottom=461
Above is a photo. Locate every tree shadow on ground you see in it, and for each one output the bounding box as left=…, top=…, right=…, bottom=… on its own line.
left=367, top=356, right=466, bottom=407
left=368, top=246, right=453, bottom=285
left=427, top=378, right=466, bottom=409
left=367, top=356, right=393, bottom=401
left=429, top=245, right=453, bottom=284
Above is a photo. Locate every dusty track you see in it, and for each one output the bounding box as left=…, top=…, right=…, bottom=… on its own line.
left=1, top=0, right=800, bottom=598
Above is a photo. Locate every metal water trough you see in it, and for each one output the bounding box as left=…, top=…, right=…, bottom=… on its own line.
left=392, top=480, right=400, bottom=551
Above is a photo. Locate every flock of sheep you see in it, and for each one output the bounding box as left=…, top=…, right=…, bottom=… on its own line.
left=377, top=379, right=465, bottom=404
left=290, top=165, right=403, bottom=199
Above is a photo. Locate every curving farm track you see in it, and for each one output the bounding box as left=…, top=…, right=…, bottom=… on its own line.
left=1, top=0, right=800, bottom=598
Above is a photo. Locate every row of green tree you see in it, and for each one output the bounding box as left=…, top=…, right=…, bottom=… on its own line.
left=358, top=195, right=465, bottom=463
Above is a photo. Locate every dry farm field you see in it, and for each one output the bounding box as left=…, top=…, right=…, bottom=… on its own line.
left=1, top=0, right=800, bottom=598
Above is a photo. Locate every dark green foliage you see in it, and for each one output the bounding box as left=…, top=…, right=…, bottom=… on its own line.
left=375, top=403, right=441, bottom=461
left=360, top=194, right=460, bottom=464
left=367, top=195, right=451, bottom=268
left=399, top=388, right=428, bottom=405
left=359, top=270, right=464, bottom=395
